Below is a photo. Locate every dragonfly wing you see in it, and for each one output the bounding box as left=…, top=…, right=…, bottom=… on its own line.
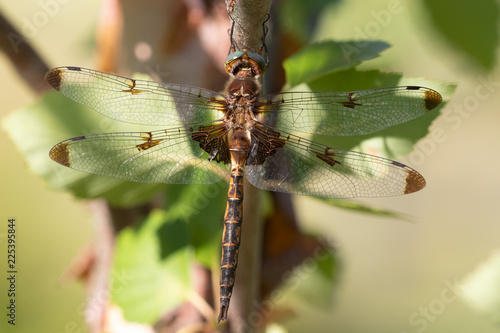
left=45, top=66, right=227, bottom=126
left=256, top=86, right=442, bottom=136
left=245, top=129, right=424, bottom=198
left=49, top=127, right=229, bottom=184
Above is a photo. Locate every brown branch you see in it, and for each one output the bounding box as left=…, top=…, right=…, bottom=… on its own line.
left=226, top=0, right=272, bottom=53
left=84, top=200, right=115, bottom=333
left=0, top=10, right=49, bottom=93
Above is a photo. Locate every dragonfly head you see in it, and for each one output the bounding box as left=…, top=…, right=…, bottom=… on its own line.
left=225, top=49, right=266, bottom=78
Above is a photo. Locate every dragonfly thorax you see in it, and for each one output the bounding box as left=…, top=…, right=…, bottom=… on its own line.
left=225, top=73, right=261, bottom=127
left=226, top=75, right=260, bottom=99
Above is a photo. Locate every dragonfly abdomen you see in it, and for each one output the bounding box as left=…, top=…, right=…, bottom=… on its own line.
left=218, top=127, right=251, bottom=322
left=218, top=164, right=244, bottom=322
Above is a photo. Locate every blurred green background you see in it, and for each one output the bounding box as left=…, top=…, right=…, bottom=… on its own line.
left=1, top=0, right=500, bottom=332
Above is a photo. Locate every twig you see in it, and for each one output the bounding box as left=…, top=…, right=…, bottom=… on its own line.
left=85, top=200, right=115, bottom=333
left=0, top=10, right=49, bottom=93
left=226, top=0, right=272, bottom=52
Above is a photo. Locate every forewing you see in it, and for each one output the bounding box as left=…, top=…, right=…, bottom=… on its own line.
left=45, top=66, right=227, bottom=126
left=49, top=127, right=229, bottom=184
left=256, top=86, right=442, bottom=136
left=245, top=130, right=425, bottom=198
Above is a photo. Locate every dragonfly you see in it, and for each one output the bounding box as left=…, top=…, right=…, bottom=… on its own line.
left=45, top=49, right=441, bottom=322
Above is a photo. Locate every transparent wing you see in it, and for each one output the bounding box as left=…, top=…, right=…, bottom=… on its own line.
left=49, top=127, right=230, bottom=184
left=45, top=66, right=227, bottom=126
left=256, top=86, right=442, bottom=136
left=245, top=129, right=425, bottom=198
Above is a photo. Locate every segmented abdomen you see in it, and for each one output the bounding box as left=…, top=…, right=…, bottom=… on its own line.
left=218, top=164, right=244, bottom=322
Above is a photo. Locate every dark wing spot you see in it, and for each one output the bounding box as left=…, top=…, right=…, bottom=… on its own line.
left=315, top=148, right=341, bottom=167
left=340, top=92, right=362, bottom=108
left=391, top=160, right=426, bottom=194
left=391, top=160, right=405, bottom=168
left=128, top=89, right=145, bottom=95
left=406, top=86, right=421, bottom=90
left=247, top=125, right=285, bottom=165
left=404, top=169, right=426, bottom=194
left=44, top=68, right=64, bottom=91
left=424, top=89, right=442, bottom=111
left=340, top=100, right=362, bottom=108
left=66, top=66, right=82, bottom=71
left=49, top=142, right=71, bottom=167
left=71, top=135, right=86, bottom=141
left=136, top=139, right=164, bottom=151
left=192, top=124, right=231, bottom=164
left=122, top=79, right=146, bottom=95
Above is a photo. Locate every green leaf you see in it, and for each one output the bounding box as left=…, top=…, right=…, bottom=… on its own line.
left=110, top=183, right=229, bottom=323
left=164, top=183, right=228, bottom=267
left=283, top=40, right=391, bottom=87
left=283, top=245, right=340, bottom=308
left=278, top=0, right=339, bottom=44
left=421, top=0, right=499, bottom=70
left=111, top=209, right=192, bottom=324
left=2, top=92, right=166, bottom=206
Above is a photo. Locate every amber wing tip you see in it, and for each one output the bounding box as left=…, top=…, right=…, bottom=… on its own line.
left=404, top=169, right=426, bottom=194
left=49, top=142, right=71, bottom=167
left=44, top=68, right=64, bottom=91
left=424, top=89, right=443, bottom=111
